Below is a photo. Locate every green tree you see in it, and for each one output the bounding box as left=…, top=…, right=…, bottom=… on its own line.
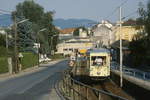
left=129, top=1, right=150, bottom=66
left=0, top=34, right=5, bottom=47
left=17, top=20, right=34, bottom=52
left=15, top=1, right=44, bottom=23
left=0, top=34, right=7, bottom=57
left=13, top=0, right=58, bottom=54
left=73, top=27, right=88, bottom=36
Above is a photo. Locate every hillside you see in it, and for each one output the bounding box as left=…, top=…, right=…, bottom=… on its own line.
left=0, top=14, right=97, bottom=29
left=53, top=18, right=97, bottom=29
left=0, top=14, right=12, bottom=27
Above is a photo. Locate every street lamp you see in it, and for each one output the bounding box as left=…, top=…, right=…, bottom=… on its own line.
left=37, top=28, right=47, bottom=67
left=14, top=17, right=29, bottom=73
left=49, top=34, right=58, bottom=55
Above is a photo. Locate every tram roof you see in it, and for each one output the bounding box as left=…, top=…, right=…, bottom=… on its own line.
left=87, top=48, right=110, bottom=54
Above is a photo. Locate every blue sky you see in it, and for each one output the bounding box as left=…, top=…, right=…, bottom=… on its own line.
left=0, top=0, right=148, bottom=22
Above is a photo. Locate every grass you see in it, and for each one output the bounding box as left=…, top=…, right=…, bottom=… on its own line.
left=21, top=52, right=38, bottom=70
left=0, top=57, right=8, bottom=74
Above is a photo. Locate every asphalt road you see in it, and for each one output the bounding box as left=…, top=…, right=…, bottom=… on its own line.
left=0, top=60, right=68, bottom=100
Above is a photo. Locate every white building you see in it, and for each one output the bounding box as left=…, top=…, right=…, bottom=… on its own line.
left=92, top=20, right=115, bottom=47
left=56, top=38, right=93, bottom=56
left=0, top=28, right=6, bottom=35
left=59, top=28, right=76, bottom=40
left=79, top=28, right=88, bottom=38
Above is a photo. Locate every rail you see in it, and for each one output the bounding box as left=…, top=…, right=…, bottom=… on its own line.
left=61, top=69, right=128, bottom=100
left=111, top=62, right=150, bottom=81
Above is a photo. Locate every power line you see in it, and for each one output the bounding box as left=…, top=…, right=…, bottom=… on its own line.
left=122, top=10, right=138, bottom=20
left=0, top=9, right=12, bottom=13
left=120, top=0, right=129, bottom=7
left=105, top=0, right=129, bottom=20
left=105, top=7, right=118, bottom=20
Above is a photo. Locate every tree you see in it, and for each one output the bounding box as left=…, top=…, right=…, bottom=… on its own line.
left=15, top=1, right=44, bottom=23
left=0, top=34, right=7, bottom=56
left=129, top=1, right=150, bottom=66
left=73, top=27, right=88, bottom=36
left=0, top=34, right=5, bottom=47
left=13, top=0, right=58, bottom=54
left=17, top=20, right=34, bottom=52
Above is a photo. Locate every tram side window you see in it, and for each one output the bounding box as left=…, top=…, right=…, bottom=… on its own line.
left=91, top=56, right=106, bottom=66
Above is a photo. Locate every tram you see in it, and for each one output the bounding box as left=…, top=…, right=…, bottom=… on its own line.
left=86, top=48, right=110, bottom=78
left=71, top=48, right=110, bottom=80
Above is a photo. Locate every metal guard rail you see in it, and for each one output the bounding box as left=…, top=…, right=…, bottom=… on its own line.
left=61, top=69, right=128, bottom=100
left=111, top=62, right=150, bottom=81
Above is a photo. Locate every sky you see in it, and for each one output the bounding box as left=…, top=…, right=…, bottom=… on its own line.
left=0, top=0, right=148, bottom=22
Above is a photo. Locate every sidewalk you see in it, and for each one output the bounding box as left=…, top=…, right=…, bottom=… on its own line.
left=0, top=59, right=64, bottom=82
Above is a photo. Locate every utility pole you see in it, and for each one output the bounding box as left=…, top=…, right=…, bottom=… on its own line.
left=37, top=28, right=47, bottom=67
left=37, top=37, right=40, bottom=67
left=50, top=36, right=53, bottom=55
left=119, top=6, right=123, bottom=87
left=6, top=32, right=8, bottom=52
left=14, top=15, right=19, bottom=73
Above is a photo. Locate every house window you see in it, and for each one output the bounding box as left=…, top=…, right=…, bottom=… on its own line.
left=69, top=48, right=73, bottom=51
left=63, top=49, right=68, bottom=51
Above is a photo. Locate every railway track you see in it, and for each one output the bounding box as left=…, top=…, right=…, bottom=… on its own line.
left=91, top=79, right=134, bottom=100
left=71, top=77, right=134, bottom=100
left=62, top=69, right=134, bottom=100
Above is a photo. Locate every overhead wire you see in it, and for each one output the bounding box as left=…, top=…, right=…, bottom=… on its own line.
left=0, top=9, right=12, bottom=27
left=64, top=0, right=130, bottom=27
left=122, top=10, right=138, bottom=20
left=0, top=9, right=12, bottom=13
left=105, top=0, right=129, bottom=20
left=0, top=9, right=12, bottom=21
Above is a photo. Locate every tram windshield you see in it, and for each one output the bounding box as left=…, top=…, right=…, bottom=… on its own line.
left=91, top=56, right=106, bottom=66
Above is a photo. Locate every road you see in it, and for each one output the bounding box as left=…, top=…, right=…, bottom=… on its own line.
left=0, top=60, right=68, bottom=100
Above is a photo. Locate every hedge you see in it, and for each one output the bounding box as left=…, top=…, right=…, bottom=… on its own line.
left=0, top=57, right=8, bottom=74
left=21, top=52, right=38, bottom=69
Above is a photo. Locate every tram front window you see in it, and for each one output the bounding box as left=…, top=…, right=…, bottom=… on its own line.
left=91, top=56, right=106, bottom=66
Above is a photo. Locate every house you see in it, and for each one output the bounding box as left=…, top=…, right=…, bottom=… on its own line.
left=79, top=28, right=88, bottom=38
left=114, top=26, right=143, bottom=41
left=91, top=20, right=115, bottom=47
left=59, top=28, right=76, bottom=40
left=0, top=27, right=6, bottom=35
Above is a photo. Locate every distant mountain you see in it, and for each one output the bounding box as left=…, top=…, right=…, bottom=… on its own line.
left=53, top=18, right=98, bottom=29
left=0, top=14, right=12, bottom=27
left=0, top=15, right=98, bottom=29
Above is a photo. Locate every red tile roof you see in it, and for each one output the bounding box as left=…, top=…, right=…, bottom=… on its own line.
left=60, top=28, right=76, bottom=34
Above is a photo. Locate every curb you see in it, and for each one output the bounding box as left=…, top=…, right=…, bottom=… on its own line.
left=0, top=59, right=65, bottom=82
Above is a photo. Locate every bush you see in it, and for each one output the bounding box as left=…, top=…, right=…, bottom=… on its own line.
left=21, top=52, right=38, bottom=69
left=0, top=57, right=8, bottom=74
left=0, top=46, right=7, bottom=57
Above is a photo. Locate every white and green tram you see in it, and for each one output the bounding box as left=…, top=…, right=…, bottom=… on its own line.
left=72, top=48, right=111, bottom=80
left=86, top=48, right=110, bottom=78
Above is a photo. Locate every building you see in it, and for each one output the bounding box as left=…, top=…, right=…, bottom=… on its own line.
left=92, top=20, right=115, bottom=47
left=114, top=26, right=143, bottom=41
left=59, top=28, right=76, bottom=40
left=79, top=28, right=88, bottom=38
left=56, top=27, right=93, bottom=56
left=56, top=38, right=93, bottom=56
left=0, top=27, right=6, bottom=35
